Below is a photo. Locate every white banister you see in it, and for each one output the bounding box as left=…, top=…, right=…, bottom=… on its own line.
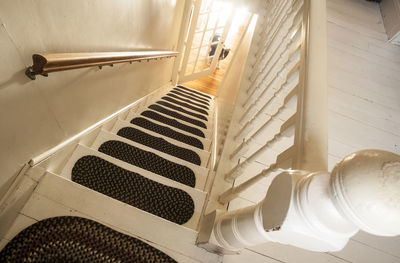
left=206, top=150, right=400, bottom=252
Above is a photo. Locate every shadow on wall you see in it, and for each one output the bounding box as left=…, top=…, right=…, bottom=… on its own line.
left=0, top=68, right=31, bottom=90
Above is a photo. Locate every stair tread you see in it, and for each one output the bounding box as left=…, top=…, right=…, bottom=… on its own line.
left=148, top=104, right=208, bottom=129
left=173, top=87, right=212, bottom=103
left=161, top=96, right=210, bottom=116
left=166, top=93, right=210, bottom=110
left=170, top=89, right=210, bottom=106
left=61, top=145, right=205, bottom=229
left=176, top=85, right=213, bottom=100
left=92, top=130, right=208, bottom=189
left=126, top=112, right=211, bottom=150
left=111, top=119, right=211, bottom=166
left=115, top=126, right=203, bottom=166
left=156, top=100, right=209, bottom=122
left=141, top=110, right=206, bottom=138
left=21, top=173, right=221, bottom=262
left=72, top=155, right=195, bottom=225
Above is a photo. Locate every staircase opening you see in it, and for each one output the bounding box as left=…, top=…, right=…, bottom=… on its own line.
left=176, top=0, right=255, bottom=96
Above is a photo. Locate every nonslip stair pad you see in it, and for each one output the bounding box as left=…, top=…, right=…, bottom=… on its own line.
left=166, top=93, right=209, bottom=110
left=98, top=140, right=196, bottom=187
left=131, top=117, right=204, bottom=149
left=162, top=96, right=208, bottom=116
left=117, top=127, right=201, bottom=165
left=173, top=87, right=211, bottom=103
left=149, top=104, right=207, bottom=129
left=169, top=90, right=210, bottom=106
left=141, top=110, right=205, bottom=138
left=0, top=216, right=177, bottom=263
left=72, top=156, right=195, bottom=225
left=177, top=85, right=212, bottom=100
left=157, top=100, right=208, bottom=121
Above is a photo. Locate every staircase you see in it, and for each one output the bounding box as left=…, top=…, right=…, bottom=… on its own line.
left=0, top=85, right=222, bottom=262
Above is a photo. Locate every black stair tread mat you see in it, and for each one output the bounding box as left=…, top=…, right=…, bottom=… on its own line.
left=149, top=104, right=207, bottom=129
left=166, top=93, right=209, bottom=110
left=162, top=96, right=209, bottom=116
left=177, top=85, right=212, bottom=99
left=141, top=110, right=205, bottom=138
left=157, top=100, right=208, bottom=121
left=117, top=127, right=201, bottom=165
left=0, top=216, right=177, bottom=263
left=72, top=156, right=195, bottom=225
left=99, top=140, right=196, bottom=187
left=170, top=90, right=210, bottom=106
left=173, top=87, right=211, bottom=103
left=131, top=117, right=204, bottom=149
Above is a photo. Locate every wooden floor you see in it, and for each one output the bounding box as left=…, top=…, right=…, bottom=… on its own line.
left=223, top=0, right=400, bottom=263
left=182, top=27, right=246, bottom=96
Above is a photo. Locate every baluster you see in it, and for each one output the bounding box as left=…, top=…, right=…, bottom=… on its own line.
left=234, top=62, right=300, bottom=141
left=240, top=62, right=300, bottom=126
left=226, top=115, right=295, bottom=180
left=250, top=0, right=302, bottom=81
left=244, top=28, right=302, bottom=107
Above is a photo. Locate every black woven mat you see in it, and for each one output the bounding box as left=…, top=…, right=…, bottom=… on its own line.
left=177, top=85, right=212, bottom=99
left=117, top=127, right=201, bottom=165
left=162, top=96, right=208, bottom=116
left=169, top=90, right=210, bottom=106
left=0, top=216, right=176, bottom=263
left=157, top=100, right=208, bottom=121
left=141, top=110, right=205, bottom=138
left=99, top=140, right=196, bottom=187
left=72, top=156, right=195, bottom=225
left=166, top=93, right=209, bottom=110
left=173, top=87, right=211, bottom=103
left=131, top=117, right=204, bottom=149
left=149, top=104, right=207, bottom=129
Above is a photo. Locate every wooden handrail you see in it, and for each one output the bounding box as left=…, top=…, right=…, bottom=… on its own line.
left=25, top=50, right=179, bottom=80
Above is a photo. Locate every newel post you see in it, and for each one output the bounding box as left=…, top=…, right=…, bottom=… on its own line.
left=198, top=150, right=400, bottom=253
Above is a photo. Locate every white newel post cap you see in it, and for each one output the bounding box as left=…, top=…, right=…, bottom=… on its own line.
left=329, top=149, right=400, bottom=236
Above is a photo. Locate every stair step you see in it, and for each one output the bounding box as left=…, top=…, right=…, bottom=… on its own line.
left=92, top=130, right=209, bottom=190
left=172, top=87, right=212, bottom=104
left=148, top=104, right=209, bottom=130
left=126, top=111, right=212, bottom=150
left=0, top=216, right=178, bottom=262
left=60, top=145, right=206, bottom=229
left=155, top=100, right=209, bottom=122
left=114, top=125, right=203, bottom=166
left=161, top=96, right=211, bottom=117
left=176, top=85, right=214, bottom=100
left=169, top=89, right=211, bottom=106
left=19, top=173, right=221, bottom=262
left=111, top=119, right=211, bottom=166
left=140, top=110, right=207, bottom=138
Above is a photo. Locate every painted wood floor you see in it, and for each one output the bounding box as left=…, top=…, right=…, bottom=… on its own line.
left=223, top=0, right=400, bottom=262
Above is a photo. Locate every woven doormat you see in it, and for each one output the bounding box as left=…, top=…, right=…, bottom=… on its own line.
left=0, top=216, right=176, bottom=262
left=72, top=156, right=195, bottom=225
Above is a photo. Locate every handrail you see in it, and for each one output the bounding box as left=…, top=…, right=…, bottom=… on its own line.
left=25, top=50, right=179, bottom=80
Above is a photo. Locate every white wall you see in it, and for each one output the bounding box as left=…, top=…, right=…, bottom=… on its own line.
left=0, top=0, right=184, bottom=198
